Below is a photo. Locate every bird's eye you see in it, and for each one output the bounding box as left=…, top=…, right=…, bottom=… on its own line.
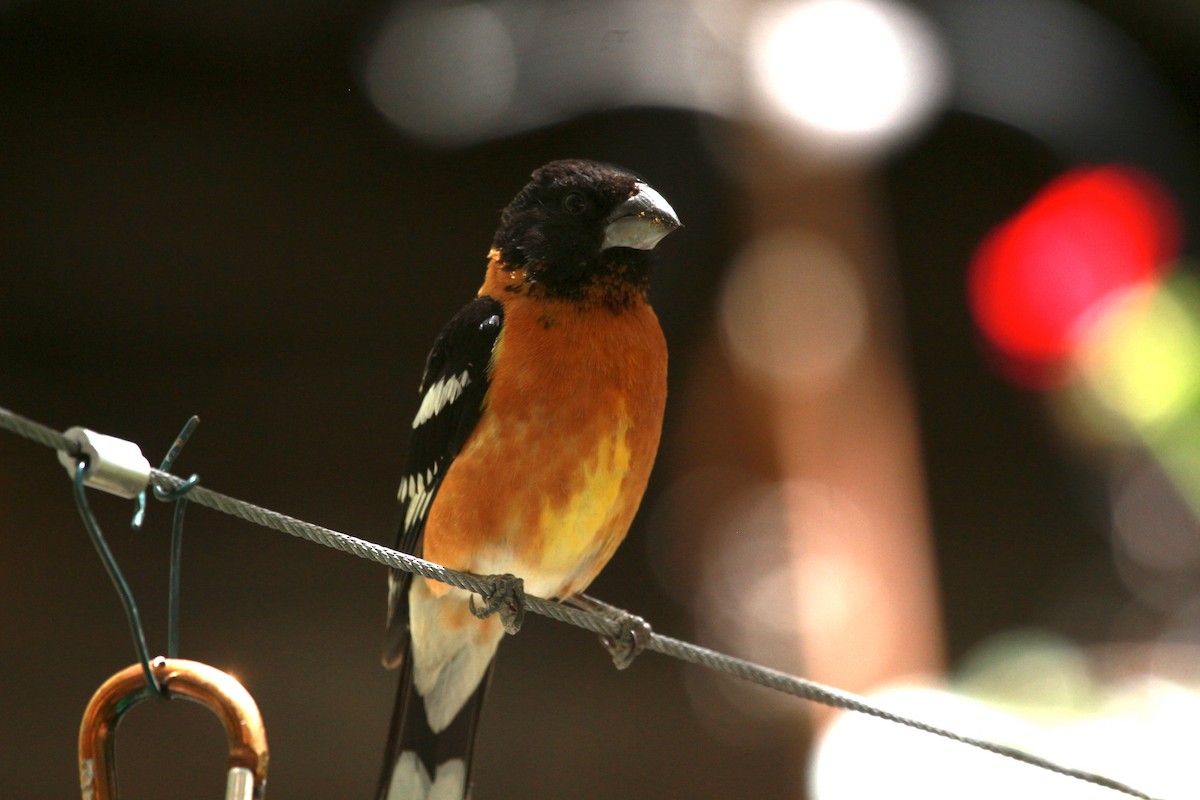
left=562, top=192, right=588, bottom=214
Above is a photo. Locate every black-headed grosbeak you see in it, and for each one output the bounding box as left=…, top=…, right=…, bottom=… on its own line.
left=377, top=160, right=680, bottom=800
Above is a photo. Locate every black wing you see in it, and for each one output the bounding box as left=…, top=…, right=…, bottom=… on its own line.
left=383, top=295, right=504, bottom=667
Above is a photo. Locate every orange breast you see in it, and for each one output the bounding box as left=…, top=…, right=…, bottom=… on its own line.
left=422, top=264, right=667, bottom=600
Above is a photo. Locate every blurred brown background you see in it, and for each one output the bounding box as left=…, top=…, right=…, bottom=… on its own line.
left=2, top=1, right=1198, bottom=798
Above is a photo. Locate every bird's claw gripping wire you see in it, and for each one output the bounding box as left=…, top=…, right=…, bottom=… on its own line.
left=602, top=612, right=651, bottom=670
left=469, top=573, right=526, bottom=634
left=570, top=594, right=652, bottom=670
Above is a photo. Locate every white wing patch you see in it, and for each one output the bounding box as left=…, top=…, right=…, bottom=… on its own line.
left=413, top=370, right=471, bottom=429
left=404, top=485, right=436, bottom=531
left=398, top=463, right=440, bottom=532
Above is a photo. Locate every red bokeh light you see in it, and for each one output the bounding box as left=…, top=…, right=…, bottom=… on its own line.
left=968, top=166, right=1180, bottom=386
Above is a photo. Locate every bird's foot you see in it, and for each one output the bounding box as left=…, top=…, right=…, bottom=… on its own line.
left=469, top=573, right=526, bottom=634
left=568, top=594, right=652, bottom=670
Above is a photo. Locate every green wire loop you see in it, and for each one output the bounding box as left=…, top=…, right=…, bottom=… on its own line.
left=153, top=416, right=201, bottom=659
left=166, top=489, right=189, bottom=658
left=77, top=415, right=201, bottom=685
left=72, top=459, right=164, bottom=696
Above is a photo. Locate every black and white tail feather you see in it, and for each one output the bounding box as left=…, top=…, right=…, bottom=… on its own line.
left=378, top=296, right=504, bottom=800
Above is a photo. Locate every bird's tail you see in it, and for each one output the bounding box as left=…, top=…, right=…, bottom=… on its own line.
left=376, top=635, right=495, bottom=800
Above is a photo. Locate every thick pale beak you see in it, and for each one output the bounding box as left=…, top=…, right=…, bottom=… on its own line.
left=601, top=181, right=682, bottom=251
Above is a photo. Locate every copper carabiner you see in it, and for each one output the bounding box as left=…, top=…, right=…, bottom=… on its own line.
left=79, top=657, right=268, bottom=799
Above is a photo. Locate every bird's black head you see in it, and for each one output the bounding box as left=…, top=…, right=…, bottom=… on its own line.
left=491, top=159, right=681, bottom=299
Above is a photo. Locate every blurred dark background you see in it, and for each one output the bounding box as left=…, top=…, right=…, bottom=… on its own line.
left=2, top=1, right=1198, bottom=798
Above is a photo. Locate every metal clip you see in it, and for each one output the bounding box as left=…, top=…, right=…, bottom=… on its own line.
left=79, top=658, right=269, bottom=800
left=58, top=427, right=151, bottom=499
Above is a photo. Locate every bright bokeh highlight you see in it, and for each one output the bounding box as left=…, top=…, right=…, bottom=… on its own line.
left=719, top=228, right=867, bottom=389
left=747, top=0, right=948, bottom=158
left=1077, top=277, right=1200, bottom=430
left=362, top=2, right=517, bottom=145
left=810, top=685, right=1044, bottom=800
left=810, top=661, right=1200, bottom=798
left=968, top=166, right=1180, bottom=385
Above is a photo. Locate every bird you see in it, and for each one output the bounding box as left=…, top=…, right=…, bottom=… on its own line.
left=377, top=159, right=680, bottom=800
